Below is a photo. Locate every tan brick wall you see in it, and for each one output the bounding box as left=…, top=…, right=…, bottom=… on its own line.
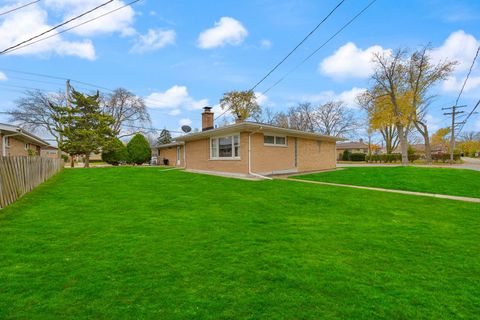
left=297, top=139, right=336, bottom=172
left=185, top=132, right=249, bottom=173
left=250, top=133, right=296, bottom=174
left=182, top=131, right=336, bottom=175
left=159, top=145, right=184, bottom=167
left=4, top=136, right=40, bottom=156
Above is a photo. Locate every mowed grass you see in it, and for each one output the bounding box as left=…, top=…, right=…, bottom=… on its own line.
left=295, top=166, right=480, bottom=198
left=0, top=167, right=479, bottom=319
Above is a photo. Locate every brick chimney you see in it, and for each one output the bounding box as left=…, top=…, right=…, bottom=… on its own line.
left=202, top=106, right=214, bottom=131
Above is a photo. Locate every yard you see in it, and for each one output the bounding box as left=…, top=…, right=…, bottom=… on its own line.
left=295, top=166, right=480, bottom=199
left=0, top=167, right=479, bottom=319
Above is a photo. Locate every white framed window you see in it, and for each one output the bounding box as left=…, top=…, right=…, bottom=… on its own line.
left=210, top=134, right=240, bottom=159
left=24, top=143, right=29, bottom=150
left=264, top=134, right=287, bottom=146
left=5, top=137, right=10, bottom=148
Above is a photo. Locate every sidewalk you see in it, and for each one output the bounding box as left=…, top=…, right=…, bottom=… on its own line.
left=282, top=177, right=480, bottom=203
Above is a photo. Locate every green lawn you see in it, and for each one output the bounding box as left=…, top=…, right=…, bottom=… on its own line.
left=1, top=167, right=479, bottom=319
left=295, top=166, right=480, bottom=198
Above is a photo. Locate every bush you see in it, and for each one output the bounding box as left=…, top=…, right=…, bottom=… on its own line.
left=127, top=134, right=152, bottom=165
left=61, top=154, right=69, bottom=162
left=102, top=138, right=128, bottom=165
left=350, top=153, right=366, bottom=161
left=342, top=150, right=351, bottom=161
left=431, top=152, right=461, bottom=162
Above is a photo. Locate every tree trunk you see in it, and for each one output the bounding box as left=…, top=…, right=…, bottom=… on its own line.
left=70, top=155, right=75, bottom=168
left=397, top=124, right=409, bottom=166
left=84, top=154, right=90, bottom=168
left=414, top=121, right=431, bottom=164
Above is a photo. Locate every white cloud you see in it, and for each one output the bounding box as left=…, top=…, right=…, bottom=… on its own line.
left=131, top=29, right=176, bottom=53
left=260, top=39, right=272, bottom=49
left=254, top=92, right=268, bottom=105
left=145, top=85, right=208, bottom=110
left=442, top=75, right=480, bottom=93
left=300, top=87, right=367, bottom=108
left=179, top=118, right=192, bottom=126
left=424, top=114, right=441, bottom=132
left=168, top=109, right=181, bottom=116
left=197, top=17, right=248, bottom=49
left=429, top=30, right=480, bottom=72
left=0, top=4, right=96, bottom=59
left=43, top=0, right=136, bottom=36
left=320, top=42, right=392, bottom=79
left=0, top=72, right=7, bottom=81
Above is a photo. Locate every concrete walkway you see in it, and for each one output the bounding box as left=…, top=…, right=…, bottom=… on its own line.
left=283, top=178, right=480, bottom=203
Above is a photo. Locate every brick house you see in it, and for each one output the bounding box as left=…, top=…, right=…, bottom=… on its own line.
left=155, top=107, right=339, bottom=178
left=0, top=123, right=49, bottom=157
left=336, top=140, right=369, bottom=160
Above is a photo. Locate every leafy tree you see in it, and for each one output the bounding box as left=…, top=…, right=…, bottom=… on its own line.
left=342, top=150, right=351, bottom=161
left=220, top=90, right=261, bottom=121
left=431, top=127, right=451, bottom=150
left=406, top=46, right=456, bottom=163
left=127, top=133, right=152, bottom=164
left=54, top=89, right=115, bottom=168
left=102, top=138, right=128, bottom=165
left=157, top=128, right=172, bottom=145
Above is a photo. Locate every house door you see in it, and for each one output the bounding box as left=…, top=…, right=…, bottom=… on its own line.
left=176, top=146, right=181, bottom=165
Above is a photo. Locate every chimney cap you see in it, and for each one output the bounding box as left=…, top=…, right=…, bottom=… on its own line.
left=203, top=106, right=212, bottom=112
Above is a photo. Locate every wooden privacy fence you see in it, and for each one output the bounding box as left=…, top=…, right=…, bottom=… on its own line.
left=0, top=156, right=63, bottom=209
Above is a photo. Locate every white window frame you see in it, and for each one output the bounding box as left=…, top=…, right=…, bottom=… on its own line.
left=264, top=134, right=288, bottom=147
left=4, top=137, right=10, bottom=148
left=210, top=133, right=240, bottom=160
left=24, top=143, right=29, bottom=150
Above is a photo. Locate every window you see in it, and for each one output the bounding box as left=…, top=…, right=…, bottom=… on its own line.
left=264, top=134, right=287, bottom=146
left=210, top=134, right=240, bottom=159
left=25, top=143, right=29, bottom=150
left=4, top=137, right=10, bottom=147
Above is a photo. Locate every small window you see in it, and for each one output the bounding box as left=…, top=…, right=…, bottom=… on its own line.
left=264, top=134, right=287, bottom=146
left=5, top=137, right=10, bottom=147
left=25, top=143, right=29, bottom=150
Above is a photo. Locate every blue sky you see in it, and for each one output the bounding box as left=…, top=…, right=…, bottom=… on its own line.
left=0, top=0, right=479, bottom=140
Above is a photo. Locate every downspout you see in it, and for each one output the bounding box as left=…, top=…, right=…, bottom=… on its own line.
left=248, top=128, right=272, bottom=180
left=2, top=132, right=21, bottom=156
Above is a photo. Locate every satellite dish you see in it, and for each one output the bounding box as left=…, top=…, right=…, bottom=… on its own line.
left=181, top=125, right=192, bottom=133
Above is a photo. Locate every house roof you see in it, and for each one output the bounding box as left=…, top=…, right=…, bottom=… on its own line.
left=174, top=121, right=341, bottom=142
left=154, top=141, right=184, bottom=149
left=0, top=123, right=49, bottom=146
left=336, top=141, right=368, bottom=150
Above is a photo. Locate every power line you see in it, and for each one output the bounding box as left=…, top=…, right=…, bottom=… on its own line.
left=262, top=0, right=378, bottom=95
left=0, top=67, right=114, bottom=92
left=454, top=46, right=480, bottom=107
left=0, top=0, right=40, bottom=17
left=456, top=99, right=480, bottom=137
left=249, top=0, right=346, bottom=91
left=2, top=0, right=142, bottom=57
left=0, top=0, right=114, bottom=55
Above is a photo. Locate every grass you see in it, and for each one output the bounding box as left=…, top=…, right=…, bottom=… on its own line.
left=1, top=167, right=479, bottom=319
left=295, top=166, right=480, bottom=198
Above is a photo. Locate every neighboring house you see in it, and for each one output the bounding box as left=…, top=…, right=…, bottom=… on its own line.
left=155, top=107, right=339, bottom=177
left=336, top=140, right=369, bottom=160
left=41, top=146, right=67, bottom=159
left=394, top=144, right=447, bottom=155
left=0, top=123, right=49, bottom=157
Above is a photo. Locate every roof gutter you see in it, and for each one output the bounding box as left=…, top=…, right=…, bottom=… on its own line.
left=248, top=127, right=272, bottom=180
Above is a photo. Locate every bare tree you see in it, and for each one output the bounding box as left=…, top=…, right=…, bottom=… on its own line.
left=102, top=88, right=150, bottom=138
left=314, top=101, right=358, bottom=137
left=287, top=102, right=317, bottom=132
left=8, top=90, right=66, bottom=148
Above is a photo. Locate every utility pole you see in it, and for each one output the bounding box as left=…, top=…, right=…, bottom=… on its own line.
left=66, top=79, right=71, bottom=108
left=443, top=105, right=466, bottom=162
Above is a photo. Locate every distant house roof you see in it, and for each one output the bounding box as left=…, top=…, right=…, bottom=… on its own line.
left=0, top=123, right=49, bottom=146
left=336, top=141, right=368, bottom=150
left=154, top=141, right=184, bottom=149
left=175, top=121, right=341, bottom=142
